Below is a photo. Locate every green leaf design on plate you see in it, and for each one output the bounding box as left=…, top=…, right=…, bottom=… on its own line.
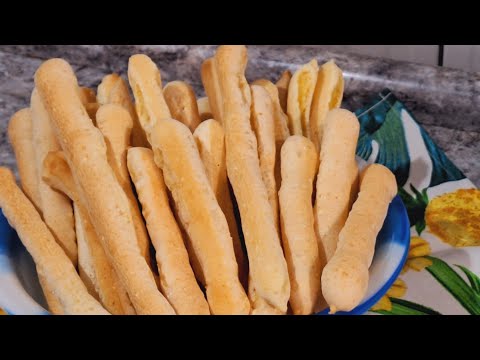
left=455, top=265, right=480, bottom=295
left=426, top=256, right=480, bottom=315
left=398, top=184, right=429, bottom=235
left=373, top=298, right=441, bottom=315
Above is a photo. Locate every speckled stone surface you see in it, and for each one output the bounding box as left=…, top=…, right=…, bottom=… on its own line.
left=0, top=45, right=478, bottom=185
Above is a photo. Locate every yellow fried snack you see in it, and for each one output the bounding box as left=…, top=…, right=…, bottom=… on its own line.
left=97, top=73, right=149, bottom=148
left=279, top=136, right=321, bottom=315
left=287, top=60, right=318, bottom=137
left=425, top=189, right=480, bottom=247
left=309, top=60, right=344, bottom=150
left=0, top=167, right=109, bottom=315
left=150, top=118, right=250, bottom=314
left=276, top=70, right=292, bottom=113
left=314, top=109, right=360, bottom=261
left=193, top=119, right=249, bottom=289
left=322, top=164, right=397, bottom=313
left=31, top=89, right=77, bottom=266
left=197, top=97, right=213, bottom=122
left=164, top=81, right=201, bottom=133
left=35, top=58, right=174, bottom=315
left=127, top=147, right=210, bottom=315
left=215, top=45, right=290, bottom=314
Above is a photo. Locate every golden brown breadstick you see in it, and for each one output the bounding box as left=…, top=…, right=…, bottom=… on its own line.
left=193, top=119, right=248, bottom=289
left=215, top=45, right=290, bottom=314
left=127, top=147, right=210, bottom=315
left=127, top=54, right=172, bottom=141
left=279, top=136, right=321, bottom=315
left=0, top=167, right=109, bottom=315
left=287, top=60, right=318, bottom=137
left=7, top=109, right=42, bottom=211
left=78, top=87, right=96, bottom=105
left=250, top=85, right=279, bottom=236
left=309, top=60, right=344, bottom=150
left=314, top=109, right=360, bottom=261
left=201, top=58, right=224, bottom=125
left=150, top=118, right=250, bottom=315
left=276, top=70, right=292, bottom=113
left=164, top=81, right=201, bottom=133
left=97, top=73, right=149, bottom=148
left=42, top=151, right=136, bottom=315
left=96, top=104, right=152, bottom=269
left=38, top=271, right=64, bottom=315
left=35, top=58, right=174, bottom=315
left=30, top=89, right=77, bottom=266
left=322, top=164, right=397, bottom=313
left=85, top=102, right=99, bottom=122
left=197, top=97, right=213, bottom=122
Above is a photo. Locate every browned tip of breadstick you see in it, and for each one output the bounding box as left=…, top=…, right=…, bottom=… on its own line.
left=7, top=108, right=42, bottom=211
left=0, top=167, right=109, bottom=315
left=197, top=97, right=213, bottom=122
left=164, top=81, right=201, bottom=133
left=127, top=54, right=172, bottom=139
left=276, top=70, right=292, bottom=113
left=201, top=58, right=224, bottom=125
left=97, top=73, right=149, bottom=148
left=42, top=151, right=77, bottom=202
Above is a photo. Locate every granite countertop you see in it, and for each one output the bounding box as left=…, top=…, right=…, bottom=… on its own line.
left=0, top=45, right=479, bottom=185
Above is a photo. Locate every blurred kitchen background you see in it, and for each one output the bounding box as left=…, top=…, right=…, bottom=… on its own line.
left=313, top=45, right=480, bottom=72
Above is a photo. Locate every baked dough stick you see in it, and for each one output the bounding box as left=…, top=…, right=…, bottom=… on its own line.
left=96, top=104, right=152, bottom=270
left=150, top=118, right=250, bottom=315
left=197, top=97, right=213, bottom=122
left=314, top=109, right=360, bottom=261
left=251, top=79, right=290, bottom=191
left=215, top=45, right=290, bottom=314
left=7, top=109, right=42, bottom=211
left=127, top=54, right=172, bottom=142
left=193, top=119, right=248, bottom=289
left=287, top=60, right=318, bottom=137
left=97, top=74, right=149, bottom=148
left=78, top=87, right=96, bottom=105
left=309, top=60, right=344, bottom=151
left=31, top=89, right=77, bottom=266
left=42, top=151, right=136, bottom=315
left=127, top=148, right=210, bottom=315
left=276, top=70, right=292, bottom=113
left=7, top=109, right=64, bottom=314
left=250, top=85, right=279, bottom=236
left=0, top=168, right=109, bottom=315
left=279, top=136, right=321, bottom=315
left=322, top=164, right=397, bottom=313
left=201, top=58, right=224, bottom=125
left=35, top=59, right=174, bottom=315
left=164, top=81, right=201, bottom=133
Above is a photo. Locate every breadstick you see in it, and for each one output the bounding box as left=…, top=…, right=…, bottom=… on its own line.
left=127, top=147, right=210, bottom=315
left=215, top=45, right=290, bottom=314
left=7, top=109, right=42, bottom=211
left=309, top=60, right=344, bottom=150
left=38, top=274, right=64, bottom=315
left=197, top=97, right=213, bottom=121
left=279, top=136, right=321, bottom=315
left=96, top=104, right=152, bottom=269
left=276, top=70, right=292, bottom=113
left=251, top=79, right=290, bottom=190
left=0, top=167, right=109, bottom=315
left=85, top=102, right=100, bottom=122
left=287, top=60, right=318, bottom=137
left=150, top=118, right=250, bottom=315
left=42, top=151, right=136, bottom=315
left=193, top=119, right=248, bottom=289
left=164, top=81, right=201, bottom=133
left=97, top=73, right=149, bottom=148
left=201, top=58, right=224, bottom=125
left=314, top=109, right=360, bottom=261
left=35, top=58, right=174, bottom=315
left=30, top=88, right=77, bottom=266
left=322, top=164, right=397, bottom=313
left=250, top=85, right=279, bottom=235
left=78, top=87, right=96, bottom=105
left=127, top=54, right=172, bottom=141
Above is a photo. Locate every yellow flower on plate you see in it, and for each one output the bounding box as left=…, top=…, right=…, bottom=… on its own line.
left=402, top=236, right=433, bottom=273
left=371, top=278, right=408, bottom=311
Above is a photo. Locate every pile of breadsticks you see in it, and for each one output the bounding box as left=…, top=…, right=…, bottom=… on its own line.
left=0, top=45, right=397, bottom=315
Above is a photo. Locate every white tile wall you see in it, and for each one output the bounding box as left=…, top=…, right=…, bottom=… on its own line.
left=443, top=45, right=480, bottom=73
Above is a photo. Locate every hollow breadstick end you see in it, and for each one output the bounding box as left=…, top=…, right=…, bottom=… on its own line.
left=164, top=81, right=201, bottom=133
left=322, top=164, right=397, bottom=313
